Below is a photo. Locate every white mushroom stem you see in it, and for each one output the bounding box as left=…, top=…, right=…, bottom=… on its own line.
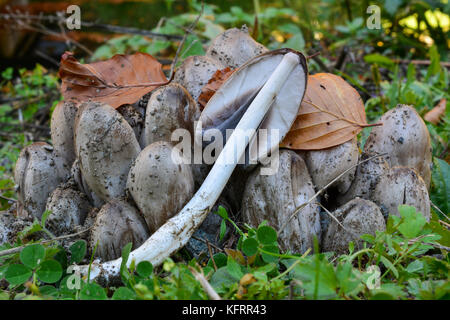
left=76, top=52, right=301, bottom=282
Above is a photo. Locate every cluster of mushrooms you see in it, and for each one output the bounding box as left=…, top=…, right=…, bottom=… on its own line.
left=1, top=27, right=432, bottom=281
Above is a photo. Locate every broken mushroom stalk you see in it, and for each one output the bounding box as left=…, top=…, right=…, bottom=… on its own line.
left=73, top=50, right=307, bottom=282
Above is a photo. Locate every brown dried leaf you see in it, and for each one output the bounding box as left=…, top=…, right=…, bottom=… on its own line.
left=197, top=67, right=234, bottom=110
left=224, top=248, right=246, bottom=265
left=281, top=73, right=379, bottom=150
left=59, top=51, right=169, bottom=109
left=424, top=98, right=447, bottom=125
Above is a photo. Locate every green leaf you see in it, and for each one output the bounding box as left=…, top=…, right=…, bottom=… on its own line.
left=384, top=0, right=402, bottom=16
left=397, top=205, right=427, bottom=239
left=379, top=255, right=399, bottom=278
left=426, top=45, right=441, bottom=81
left=5, top=264, right=32, bottom=286
left=39, top=285, right=58, bottom=298
left=136, top=261, right=153, bottom=278
left=17, top=220, right=43, bottom=241
left=242, top=238, right=258, bottom=257
left=80, top=283, right=107, bottom=300
left=285, top=33, right=305, bottom=51
left=180, top=35, right=205, bottom=59
left=406, top=63, right=416, bottom=86
left=112, top=287, right=136, bottom=300
left=20, top=244, right=45, bottom=269
left=0, top=290, right=9, bottom=300
left=428, top=220, right=450, bottom=247
left=290, top=256, right=338, bottom=299
left=430, top=157, right=449, bottom=215
left=260, top=244, right=279, bottom=263
left=207, top=253, right=227, bottom=269
left=364, top=54, right=395, bottom=68
left=120, top=242, right=133, bottom=283
left=36, top=260, right=63, bottom=283
left=53, top=248, right=68, bottom=270
left=370, top=283, right=406, bottom=300
left=40, top=210, right=51, bottom=227
left=406, top=260, right=423, bottom=274
left=219, top=219, right=227, bottom=242
left=335, top=262, right=363, bottom=296
left=210, top=267, right=240, bottom=292
left=216, top=206, right=228, bottom=219
left=257, top=225, right=277, bottom=245
left=1, top=67, right=13, bottom=80
left=226, top=256, right=244, bottom=280
left=69, top=240, right=87, bottom=264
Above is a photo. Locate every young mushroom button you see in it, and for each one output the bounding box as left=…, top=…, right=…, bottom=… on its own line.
left=74, top=102, right=141, bottom=202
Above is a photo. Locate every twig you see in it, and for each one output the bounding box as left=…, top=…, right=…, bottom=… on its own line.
left=392, top=59, right=450, bottom=68
left=398, top=235, right=450, bottom=251
left=438, top=220, right=450, bottom=229
left=35, top=49, right=60, bottom=67
left=191, top=235, right=224, bottom=252
left=423, top=242, right=450, bottom=251
left=307, top=50, right=330, bottom=73
left=315, top=202, right=358, bottom=238
left=0, top=122, right=50, bottom=132
left=0, top=13, right=183, bottom=40
left=279, top=153, right=388, bottom=233
left=431, top=201, right=449, bottom=221
left=334, top=47, right=348, bottom=71
left=169, top=1, right=204, bottom=79
left=189, top=266, right=221, bottom=300
left=0, top=195, right=16, bottom=203
left=206, top=239, right=217, bottom=271
left=5, top=10, right=93, bottom=56
left=306, top=52, right=320, bottom=60
left=0, top=227, right=92, bottom=257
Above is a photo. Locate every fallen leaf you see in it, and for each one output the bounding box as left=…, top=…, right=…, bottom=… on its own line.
left=424, top=98, right=447, bottom=125
left=224, top=249, right=246, bottom=265
left=281, top=73, right=380, bottom=150
left=197, top=67, right=234, bottom=110
left=59, top=51, right=169, bottom=109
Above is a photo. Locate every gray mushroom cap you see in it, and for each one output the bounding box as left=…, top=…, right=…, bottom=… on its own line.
left=322, top=198, right=386, bottom=254
left=74, top=102, right=141, bottom=202
left=0, top=211, right=32, bottom=245
left=364, top=104, right=432, bottom=188
left=70, top=159, right=104, bottom=208
left=173, top=55, right=225, bottom=102
left=117, top=104, right=144, bottom=144
left=195, top=48, right=308, bottom=165
left=0, top=212, right=14, bottom=245
left=242, top=149, right=321, bottom=254
left=45, top=181, right=91, bottom=236
left=14, top=142, right=68, bottom=219
left=126, top=141, right=195, bottom=233
left=372, top=166, right=431, bottom=221
left=89, top=198, right=150, bottom=261
left=302, top=137, right=359, bottom=194
left=141, top=83, right=200, bottom=148
left=50, top=100, right=78, bottom=167
left=206, top=27, right=268, bottom=69
left=337, top=152, right=389, bottom=206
